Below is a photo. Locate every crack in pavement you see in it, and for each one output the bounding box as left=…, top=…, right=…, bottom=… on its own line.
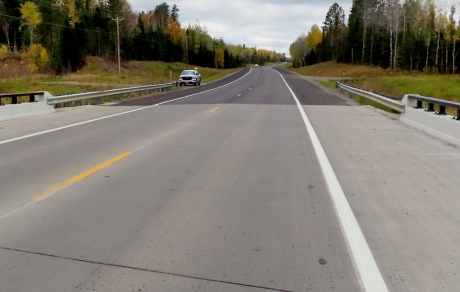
left=0, top=246, right=294, bottom=292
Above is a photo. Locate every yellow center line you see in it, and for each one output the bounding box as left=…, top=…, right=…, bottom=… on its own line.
left=207, top=107, right=220, bottom=114
left=237, top=94, right=242, bottom=97
left=31, top=152, right=132, bottom=201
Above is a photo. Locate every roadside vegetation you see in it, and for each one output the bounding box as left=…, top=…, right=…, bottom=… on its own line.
left=288, top=61, right=460, bottom=103
left=287, top=1, right=460, bottom=104
left=0, top=56, right=239, bottom=104
left=0, top=0, right=284, bottom=100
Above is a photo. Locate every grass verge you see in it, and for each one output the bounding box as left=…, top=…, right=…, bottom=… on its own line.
left=319, top=80, right=337, bottom=90
left=290, top=61, right=460, bottom=103
left=0, top=57, right=239, bottom=102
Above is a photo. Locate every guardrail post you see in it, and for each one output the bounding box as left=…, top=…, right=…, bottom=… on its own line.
left=12, top=96, right=17, bottom=104
left=436, top=105, right=446, bottom=115
left=455, top=109, right=460, bottom=120
left=415, top=100, right=423, bottom=109
left=118, top=94, right=122, bottom=100
left=426, top=103, right=435, bottom=112
left=110, top=95, right=114, bottom=102
left=29, top=94, right=35, bottom=102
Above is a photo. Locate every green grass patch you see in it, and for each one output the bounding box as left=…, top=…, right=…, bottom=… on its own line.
left=293, top=61, right=460, bottom=115
left=351, top=75, right=460, bottom=102
left=278, top=63, right=291, bottom=69
left=319, top=80, right=337, bottom=90
left=288, top=61, right=388, bottom=78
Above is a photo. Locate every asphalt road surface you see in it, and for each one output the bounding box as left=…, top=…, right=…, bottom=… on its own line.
left=1, top=66, right=459, bottom=292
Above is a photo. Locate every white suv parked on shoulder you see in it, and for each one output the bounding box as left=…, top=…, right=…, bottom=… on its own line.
left=179, top=69, right=201, bottom=86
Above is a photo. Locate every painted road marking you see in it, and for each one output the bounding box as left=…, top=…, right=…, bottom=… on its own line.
left=274, top=69, right=389, bottom=292
left=238, top=94, right=242, bottom=97
left=31, top=152, right=132, bottom=201
left=207, top=107, right=220, bottom=114
left=0, top=69, right=253, bottom=146
left=249, top=88, right=252, bottom=90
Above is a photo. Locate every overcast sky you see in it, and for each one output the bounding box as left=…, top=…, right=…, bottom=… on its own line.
left=129, top=0, right=352, bottom=55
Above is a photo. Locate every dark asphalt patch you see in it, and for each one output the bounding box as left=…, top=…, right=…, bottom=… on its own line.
left=113, top=68, right=250, bottom=106
left=273, top=68, right=349, bottom=106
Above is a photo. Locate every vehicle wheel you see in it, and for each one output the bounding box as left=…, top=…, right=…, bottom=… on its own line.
left=195, top=81, right=198, bottom=86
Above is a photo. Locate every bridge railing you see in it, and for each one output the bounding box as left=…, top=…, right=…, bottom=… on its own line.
left=405, top=94, right=460, bottom=120
left=336, top=81, right=460, bottom=120
left=0, top=92, right=46, bottom=105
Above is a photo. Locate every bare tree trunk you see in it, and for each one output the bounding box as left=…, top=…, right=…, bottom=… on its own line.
left=394, top=32, right=398, bottom=69
left=389, top=28, right=393, bottom=68
left=13, top=30, right=16, bottom=52
left=426, top=38, right=430, bottom=70
left=410, top=54, right=413, bottom=72
left=446, top=42, right=448, bottom=73
left=3, top=24, right=10, bottom=50
left=403, top=8, right=406, bottom=44
left=389, top=6, right=394, bottom=69
left=393, top=9, right=400, bottom=70
left=370, top=24, right=374, bottom=66
left=453, top=38, right=456, bottom=74
left=362, top=22, right=366, bottom=65
left=435, top=30, right=440, bottom=72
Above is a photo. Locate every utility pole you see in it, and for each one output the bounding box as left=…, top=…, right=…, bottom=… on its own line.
left=185, top=36, right=188, bottom=65
left=112, top=16, right=124, bottom=75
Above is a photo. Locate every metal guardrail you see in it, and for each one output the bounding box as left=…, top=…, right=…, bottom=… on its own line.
left=336, top=82, right=405, bottom=113
left=47, top=82, right=177, bottom=106
left=407, top=94, right=460, bottom=120
left=0, top=92, right=44, bottom=105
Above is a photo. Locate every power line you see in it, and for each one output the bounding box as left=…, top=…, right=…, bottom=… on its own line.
left=0, top=12, right=169, bottom=44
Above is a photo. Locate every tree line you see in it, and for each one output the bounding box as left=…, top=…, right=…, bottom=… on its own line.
left=0, top=0, right=286, bottom=74
left=290, top=0, right=460, bottom=73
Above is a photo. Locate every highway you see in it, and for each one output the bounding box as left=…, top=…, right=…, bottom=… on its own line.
left=0, top=66, right=459, bottom=292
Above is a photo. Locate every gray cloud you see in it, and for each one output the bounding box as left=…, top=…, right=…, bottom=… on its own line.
left=129, top=0, right=352, bottom=54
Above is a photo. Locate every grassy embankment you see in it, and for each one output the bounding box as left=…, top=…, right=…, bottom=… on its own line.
left=288, top=61, right=460, bottom=113
left=0, top=56, right=239, bottom=104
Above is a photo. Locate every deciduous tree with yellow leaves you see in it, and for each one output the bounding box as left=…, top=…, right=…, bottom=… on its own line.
left=20, top=1, right=41, bottom=46
left=165, top=17, right=183, bottom=43
left=306, top=24, right=322, bottom=50
left=216, top=48, right=224, bottom=68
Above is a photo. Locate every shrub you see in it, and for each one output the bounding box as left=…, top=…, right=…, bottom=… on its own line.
left=21, top=44, right=50, bottom=72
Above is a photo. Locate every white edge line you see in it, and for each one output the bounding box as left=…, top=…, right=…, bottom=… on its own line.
left=272, top=68, right=389, bottom=292
left=0, top=68, right=253, bottom=146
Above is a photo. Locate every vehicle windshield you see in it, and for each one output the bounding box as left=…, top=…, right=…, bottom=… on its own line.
left=181, top=70, right=195, bottom=75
